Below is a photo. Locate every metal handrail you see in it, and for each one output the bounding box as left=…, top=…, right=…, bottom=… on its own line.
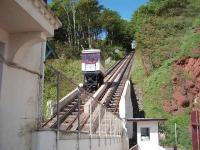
left=43, top=63, right=124, bottom=135
left=129, top=144, right=138, bottom=150
left=44, top=60, right=128, bottom=121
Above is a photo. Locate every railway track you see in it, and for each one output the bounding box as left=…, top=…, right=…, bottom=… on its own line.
left=105, top=53, right=134, bottom=114
left=42, top=52, right=134, bottom=132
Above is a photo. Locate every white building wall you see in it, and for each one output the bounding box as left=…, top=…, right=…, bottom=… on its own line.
left=0, top=28, right=9, bottom=44
left=0, top=29, right=44, bottom=150
left=32, top=131, right=57, bottom=150
left=0, top=68, right=39, bottom=150
left=137, top=121, right=159, bottom=150
left=0, top=0, right=61, bottom=149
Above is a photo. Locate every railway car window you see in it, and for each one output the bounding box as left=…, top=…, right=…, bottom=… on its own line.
left=84, top=53, right=99, bottom=64
left=141, top=127, right=150, bottom=141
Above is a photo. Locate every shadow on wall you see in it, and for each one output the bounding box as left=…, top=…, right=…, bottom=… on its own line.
left=129, top=80, right=146, bottom=147
left=130, top=80, right=146, bottom=118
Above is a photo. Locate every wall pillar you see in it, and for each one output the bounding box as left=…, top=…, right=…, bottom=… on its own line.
left=0, top=31, right=46, bottom=150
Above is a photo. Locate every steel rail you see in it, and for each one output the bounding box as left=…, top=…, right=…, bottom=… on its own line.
left=82, top=52, right=134, bottom=133
left=42, top=52, right=134, bottom=131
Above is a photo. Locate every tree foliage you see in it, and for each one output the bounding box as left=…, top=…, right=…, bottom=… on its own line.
left=131, top=0, right=200, bottom=148
left=131, top=0, right=200, bottom=73
left=49, top=0, right=133, bottom=58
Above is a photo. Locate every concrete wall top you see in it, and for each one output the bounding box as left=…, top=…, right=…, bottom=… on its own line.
left=0, top=0, right=61, bottom=37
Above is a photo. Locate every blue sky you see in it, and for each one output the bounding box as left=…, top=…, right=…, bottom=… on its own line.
left=99, top=0, right=149, bottom=20
left=48, top=0, right=149, bottom=20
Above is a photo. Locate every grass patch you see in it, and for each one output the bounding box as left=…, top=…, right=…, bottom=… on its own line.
left=132, top=50, right=146, bottom=87
left=178, top=29, right=200, bottom=58
left=43, top=59, right=82, bottom=119
left=131, top=17, right=200, bottom=149
left=132, top=54, right=192, bottom=149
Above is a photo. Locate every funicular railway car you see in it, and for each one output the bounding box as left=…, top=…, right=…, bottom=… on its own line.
left=82, top=49, right=105, bottom=91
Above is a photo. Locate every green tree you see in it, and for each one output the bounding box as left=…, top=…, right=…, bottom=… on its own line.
left=49, top=0, right=133, bottom=58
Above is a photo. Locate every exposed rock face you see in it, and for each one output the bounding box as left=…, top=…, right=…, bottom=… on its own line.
left=163, top=100, right=178, bottom=113
left=172, top=57, right=200, bottom=108
left=194, top=27, right=200, bottom=33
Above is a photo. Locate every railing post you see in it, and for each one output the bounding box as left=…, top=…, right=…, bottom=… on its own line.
left=105, top=109, right=107, bottom=137
left=110, top=114, right=112, bottom=145
left=104, top=109, right=107, bottom=146
left=114, top=118, right=116, bottom=137
left=89, top=99, right=92, bottom=136
left=56, top=71, right=60, bottom=131
left=99, top=105, right=101, bottom=137
left=118, top=119, right=120, bottom=136
left=110, top=114, right=112, bottom=136
left=55, top=71, right=60, bottom=150
left=78, top=94, right=80, bottom=134
left=77, top=93, right=80, bottom=150
left=112, top=116, right=114, bottom=136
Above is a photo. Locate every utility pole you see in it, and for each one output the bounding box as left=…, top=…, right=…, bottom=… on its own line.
left=174, top=123, right=177, bottom=150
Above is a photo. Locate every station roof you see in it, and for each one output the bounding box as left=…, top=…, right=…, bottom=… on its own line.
left=0, top=0, right=61, bottom=37
left=127, top=118, right=166, bottom=123
left=82, top=49, right=101, bottom=53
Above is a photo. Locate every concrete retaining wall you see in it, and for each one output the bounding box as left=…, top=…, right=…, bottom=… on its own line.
left=32, top=131, right=129, bottom=150
left=59, top=137, right=125, bottom=150
left=53, top=88, right=80, bottom=113
left=32, top=80, right=133, bottom=150
left=119, top=80, right=133, bottom=139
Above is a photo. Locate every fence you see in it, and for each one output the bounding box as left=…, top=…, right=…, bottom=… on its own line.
left=159, top=122, right=192, bottom=149
left=42, top=64, right=124, bottom=138
left=81, top=98, right=123, bottom=137
left=129, top=144, right=139, bottom=150
left=43, top=64, right=78, bottom=120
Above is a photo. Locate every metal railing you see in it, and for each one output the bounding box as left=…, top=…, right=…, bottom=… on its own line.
left=42, top=63, right=78, bottom=119
left=82, top=98, right=123, bottom=137
left=42, top=64, right=124, bottom=138
left=129, top=144, right=139, bottom=150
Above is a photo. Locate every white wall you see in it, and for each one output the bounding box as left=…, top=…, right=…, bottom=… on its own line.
left=0, top=27, right=44, bottom=150
left=59, top=137, right=124, bottom=150
left=119, top=80, right=133, bottom=139
left=32, top=131, right=129, bottom=150
left=137, top=121, right=159, bottom=150
left=0, top=26, right=47, bottom=150
left=32, top=131, right=57, bottom=150
left=0, top=0, right=60, bottom=149
left=0, top=27, right=9, bottom=43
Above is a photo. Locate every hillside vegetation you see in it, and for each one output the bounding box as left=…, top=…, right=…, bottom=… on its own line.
left=49, top=0, right=133, bottom=58
left=131, top=0, right=200, bottom=149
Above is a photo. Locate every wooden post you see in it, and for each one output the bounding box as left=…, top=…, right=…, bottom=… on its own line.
left=191, top=110, right=200, bottom=150
left=175, top=123, right=177, bottom=146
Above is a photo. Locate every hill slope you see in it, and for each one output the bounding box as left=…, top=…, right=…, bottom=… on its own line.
left=131, top=0, right=200, bottom=149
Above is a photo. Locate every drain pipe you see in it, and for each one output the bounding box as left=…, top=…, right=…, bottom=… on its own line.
left=38, top=41, right=46, bottom=128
